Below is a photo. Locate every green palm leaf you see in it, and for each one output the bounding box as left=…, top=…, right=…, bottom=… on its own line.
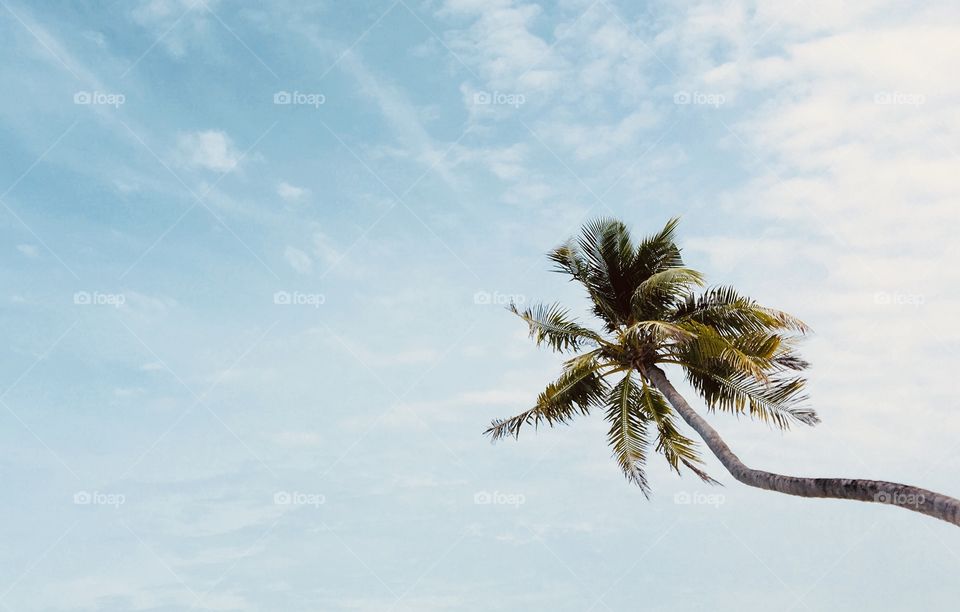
left=637, top=379, right=717, bottom=484
left=605, top=373, right=652, bottom=496
left=509, top=302, right=606, bottom=352
left=673, top=286, right=810, bottom=335
left=485, top=354, right=608, bottom=441
left=684, top=365, right=819, bottom=428
left=633, top=217, right=684, bottom=279
left=631, top=267, right=705, bottom=320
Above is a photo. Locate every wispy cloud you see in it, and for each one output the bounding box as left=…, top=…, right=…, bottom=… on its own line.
left=277, top=180, right=309, bottom=202
left=175, top=129, right=243, bottom=172
left=283, top=245, right=313, bottom=274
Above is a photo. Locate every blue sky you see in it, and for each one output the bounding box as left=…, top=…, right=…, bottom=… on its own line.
left=2, top=0, right=959, bottom=609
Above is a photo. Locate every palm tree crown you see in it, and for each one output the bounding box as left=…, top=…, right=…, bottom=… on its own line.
left=486, top=218, right=818, bottom=496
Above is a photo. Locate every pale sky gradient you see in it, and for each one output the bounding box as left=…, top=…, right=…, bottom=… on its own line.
left=1, top=1, right=959, bottom=610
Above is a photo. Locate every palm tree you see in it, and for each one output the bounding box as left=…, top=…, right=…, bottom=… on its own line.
left=486, top=218, right=960, bottom=526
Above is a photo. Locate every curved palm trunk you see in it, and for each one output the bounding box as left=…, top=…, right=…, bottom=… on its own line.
left=647, top=365, right=960, bottom=527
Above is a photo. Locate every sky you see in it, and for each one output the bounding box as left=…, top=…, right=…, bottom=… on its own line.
left=1, top=0, right=959, bottom=609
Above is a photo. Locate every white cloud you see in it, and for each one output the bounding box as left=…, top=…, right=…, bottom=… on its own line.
left=81, top=30, right=107, bottom=48
left=283, top=246, right=313, bottom=274
left=473, top=142, right=528, bottom=180
left=176, top=130, right=241, bottom=172
left=311, top=231, right=341, bottom=267
left=336, top=51, right=458, bottom=187
left=130, top=0, right=220, bottom=59
left=441, top=1, right=661, bottom=109
left=277, top=181, right=309, bottom=202
left=16, top=244, right=39, bottom=258
left=439, top=1, right=671, bottom=182
left=440, top=0, right=560, bottom=93
left=113, top=387, right=145, bottom=398
left=537, top=107, right=662, bottom=160
left=665, top=0, right=960, bottom=466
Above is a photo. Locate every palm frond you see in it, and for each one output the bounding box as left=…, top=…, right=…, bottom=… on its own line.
left=605, top=373, right=652, bottom=496
left=575, top=218, right=636, bottom=327
left=548, top=236, right=623, bottom=328
left=683, top=364, right=819, bottom=428
left=637, top=379, right=717, bottom=484
left=509, top=302, right=605, bottom=352
left=548, top=239, right=588, bottom=280
left=632, top=217, right=685, bottom=280
left=673, top=286, right=810, bottom=335
left=774, top=351, right=810, bottom=372
left=631, top=267, right=705, bottom=320
left=622, top=320, right=698, bottom=345
left=485, top=355, right=608, bottom=441
left=666, top=322, right=773, bottom=382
